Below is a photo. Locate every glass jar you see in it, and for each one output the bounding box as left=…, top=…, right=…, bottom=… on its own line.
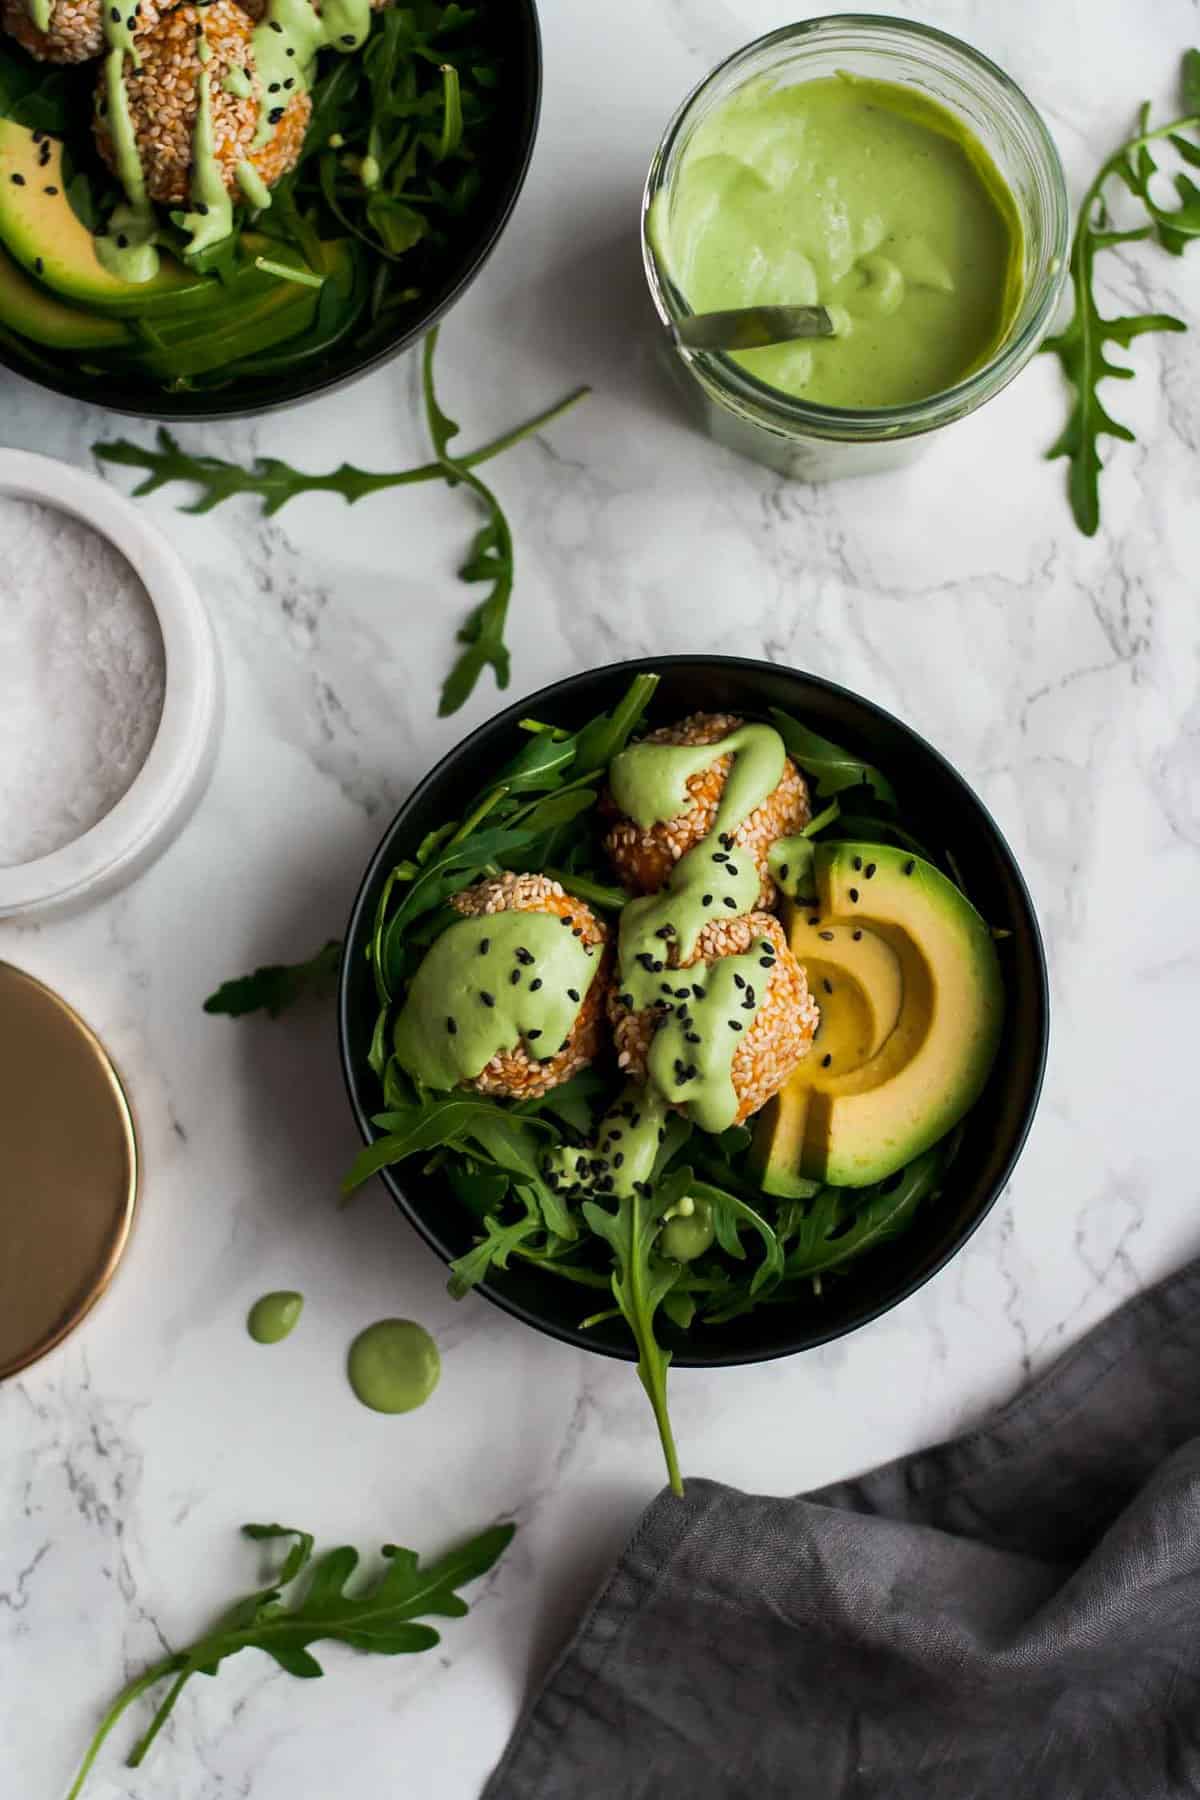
left=642, top=15, right=1070, bottom=481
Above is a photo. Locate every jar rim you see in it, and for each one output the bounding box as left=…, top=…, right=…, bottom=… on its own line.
left=642, top=13, right=1071, bottom=441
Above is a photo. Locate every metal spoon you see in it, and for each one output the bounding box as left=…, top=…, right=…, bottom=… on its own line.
left=670, top=304, right=835, bottom=352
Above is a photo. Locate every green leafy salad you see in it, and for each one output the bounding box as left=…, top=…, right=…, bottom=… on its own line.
left=0, top=0, right=516, bottom=393
left=341, top=672, right=1007, bottom=1492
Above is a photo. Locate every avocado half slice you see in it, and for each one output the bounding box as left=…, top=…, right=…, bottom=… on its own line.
left=0, top=119, right=211, bottom=315
left=0, top=241, right=130, bottom=348
left=755, top=842, right=1004, bottom=1189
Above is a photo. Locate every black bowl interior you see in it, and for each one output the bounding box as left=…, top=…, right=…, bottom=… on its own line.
left=339, top=656, right=1049, bottom=1369
left=0, top=0, right=541, bottom=420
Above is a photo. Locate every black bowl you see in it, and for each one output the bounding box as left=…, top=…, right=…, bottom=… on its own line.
left=0, top=0, right=541, bottom=421
left=339, top=656, right=1049, bottom=1368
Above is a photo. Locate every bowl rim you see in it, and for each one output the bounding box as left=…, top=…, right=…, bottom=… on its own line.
left=0, top=0, right=543, bottom=422
left=338, top=653, right=1050, bottom=1368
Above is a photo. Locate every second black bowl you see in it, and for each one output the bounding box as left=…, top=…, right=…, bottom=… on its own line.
left=0, top=0, right=541, bottom=420
left=339, top=656, right=1049, bottom=1368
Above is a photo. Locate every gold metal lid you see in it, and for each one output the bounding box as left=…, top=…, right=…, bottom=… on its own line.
left=0, top=962, right=138, bottom=1379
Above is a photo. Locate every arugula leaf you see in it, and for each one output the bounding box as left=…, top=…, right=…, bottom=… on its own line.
left=95, top=374, right=586, bottom=518
left=769, top=709, right=898, bottom=809
left=202, top=941, right=341, bottom=1019
left=583, top=1168, right=686, bottom=1497
left=65, top=1517, right=514, bottom=1799
left=0, top=38, right=72, bottom=134
left=448, top=1186, right=547, bottom=1295
left=781, top=1147, right=945, bottom=1282
left=1043, top=52, right=1200, bottom=534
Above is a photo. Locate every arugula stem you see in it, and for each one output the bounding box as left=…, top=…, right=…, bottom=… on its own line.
left=126, top=1666, right=195, bottom=1768
left=628, top=1192, right=684, bottom=1498
left=65, top=1656, right=185, bottom=1800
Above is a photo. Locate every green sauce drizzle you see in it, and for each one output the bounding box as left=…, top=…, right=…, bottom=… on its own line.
left=766, top=833, right=816, bottom=902
left=348, top=1319, right=441, bottom=1414
left=95, top=48, right=162, bottom=283
left=544, top=1082, right=671, bottom=1200
left=247, top=1290, right=304, bottom=1343
left=393, top=910, right=599, bottom=1091
left=250, top=0, right=346, bottom=150
left=659, top=1195, right=714, bottom=1262
left=25, top=0, right=52, bottom=34
left=611, top=723, right=786, bottom=1127
left=179, top=63, right=234, bottom=254
left=236, top=160, right=272, bottom=209
left=224, top=65, right=254, bottom=99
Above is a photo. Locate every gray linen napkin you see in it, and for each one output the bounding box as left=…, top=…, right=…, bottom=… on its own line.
left=485, top=1258, right=1200, bottom=1799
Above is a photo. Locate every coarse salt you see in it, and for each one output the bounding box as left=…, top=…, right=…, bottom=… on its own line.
left=0, top=497, right=166, bottom=868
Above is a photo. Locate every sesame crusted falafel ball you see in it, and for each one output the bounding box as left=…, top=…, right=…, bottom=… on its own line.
left=1, top=0, right=159, bottom=64
left=92, top=0, right=306, bottom=206
left=449, top=873, right=611, bottom=1100
left=611, top=912, right=818, bottom=1125
left=604, top=712, right=810, bottom=908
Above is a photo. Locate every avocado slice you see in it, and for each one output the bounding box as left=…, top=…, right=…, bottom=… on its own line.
left=755, top=843, right=1004, bottom=1189
left=0, top=120, right=211, bottom=315
left=0, top=242, right=129, bottom=349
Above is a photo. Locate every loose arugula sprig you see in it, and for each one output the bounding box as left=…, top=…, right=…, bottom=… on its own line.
left=66, top=1517, right=514, bottom=1800
left=203, top=940, right=341, bottom=1018
left=1044, top=48, right=1200, bottom=535
left=96, top=329, right=587, bottom=712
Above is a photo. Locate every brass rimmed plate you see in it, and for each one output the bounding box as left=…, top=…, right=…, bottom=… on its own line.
left=0, top=963, right=138, bottom=1379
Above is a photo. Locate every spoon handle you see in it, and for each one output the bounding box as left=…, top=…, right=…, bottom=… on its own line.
left=671, top=305, right=835, bottom=352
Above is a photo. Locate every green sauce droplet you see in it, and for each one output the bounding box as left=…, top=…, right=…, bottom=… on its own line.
left=348, top=1319, right=441, bottom=1414
left=247, top=1290, right=304, bottom=1344
left=660, top=1197, right=714, bottom=1262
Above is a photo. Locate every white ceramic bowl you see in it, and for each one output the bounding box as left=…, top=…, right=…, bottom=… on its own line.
left=0, top=449, right=221, bottom=919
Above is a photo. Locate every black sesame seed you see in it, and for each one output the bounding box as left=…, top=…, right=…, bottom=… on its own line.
left=652, top=959, right=664, bottom=973
left=32, top=130, right=44, bottom=144
left=819, top=930, right=834, bottom=941
left=852, top=929, right=863, bottom=941
left=685, top=1032, right=701, bottom=1044
left=702, top=894, right=713, bottom=906
left=821, top=1054, right=833, bottom=1068
left=566, top=988, right=580, bottom=1003
left=808, top=915, right=819, bottom=926
left=560, top=915, right=574, bottom=929
left=745, top=986, right=755, bottom=1003
left=42, top=185, right=57, bottom=196
left=904, top=859, right=916, bottom=876
left=692, top=984, right=705, bottom=999
left=719, top=833, right=734, bottom=849
left=110, top=5, right=119, bottom=19
left=656, top=923, right=676, bottom=938
left=759, top=957, right=773, bottom=969
left=193, top=203, right=208, bottom=216
left=10, top=174, right=24, bottom=186
left=865, top=862, right=877, bottom=879
left=723, top=896, right=737, bottom=909
left=822, top=978, right=833, bottom=995
left=269, top=107, right=284, bottom=123
left=729, top=1019, right=743, bottom=1031
left=848, top=887, right=859, bottom=903
left=609, top=1128, right=623, bottom=1140
left=270, top=17, right=283, bottom=27
left=283, top=77, right=294, bottom=87
left=33, top=256, right=43, bottom=273
left=712, top=852, right=728, bottom=864
left=446, top=1017, right=457, bottom=1035
left=733, top=973, right=746, bottom=990
left=779, top=863, right=789, bottom=881
left=573, top=928, right=583, bottom=938
left=726, top=865, right=739, bottom=878
left=515, top=946, right=533, bottom=964
left=510, top=969, right=521, bottom=985
left=613, top=1152, right=625, bottom=1169
left=478, top=937, right=490, bottom=954
left=269, top=80, right=281, bottom=91
left=527, top=1028, right=542, bottom=1041
left=116, top=232, right=128, bottom=247
left=852, top=856, right=863, bottom=871
left=618, top=992, right=633, bottom=1008
left=661, top=982, right=673, bottom=996
left=479, top=991, right=495, bottom=1007
left=340, top=29, right=354, bottom=41
left=530, top=978, right=543, bottom=992
left=675, top=986, right=690, bottom=999
left=286, top=44, right=295, bottom=53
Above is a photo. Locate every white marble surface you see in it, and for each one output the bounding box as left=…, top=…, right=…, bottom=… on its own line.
left=3, top=0, right=1200, bottom=1792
